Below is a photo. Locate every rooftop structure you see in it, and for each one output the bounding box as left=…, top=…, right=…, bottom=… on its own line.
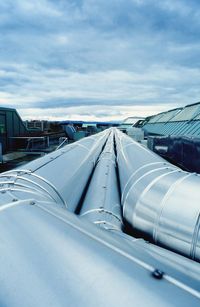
left=0, top=107, right=28, bottom=154
left=142, top=102, right=200, bottom=136
left=0, top=129, right=199, bottom=306
left=119, top=116, right=144, bottom=132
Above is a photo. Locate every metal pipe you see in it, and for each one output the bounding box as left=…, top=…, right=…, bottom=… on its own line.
left=0, top=130, right=110, bottom=212
left=114, top=128, right=200, bottom=262
left=0, top=128, right=200, bottom=305
left=0, top=199, right=199, bottom=306
left=80, top=130, right=123, bottom=230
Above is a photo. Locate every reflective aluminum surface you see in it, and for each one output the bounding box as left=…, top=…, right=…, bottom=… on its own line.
left=80, top=131, right=122, bottom=230
left=115, top=128, right=200, bottom=261
left=0, top=130, right=110, bottom=211
left=0, top=200, right=199, bottom=306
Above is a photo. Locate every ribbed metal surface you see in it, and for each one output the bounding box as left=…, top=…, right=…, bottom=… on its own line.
left=0, top=128, right=200, bottom=306
left=142, top=103, right=200, bottom=137
left=144, top=120, right=200, bottom=139
left=0, top=129, right=109, bottom=211
left=115, top=128, right=200, bottom=261
left=80, top=130, right=122, bottom=230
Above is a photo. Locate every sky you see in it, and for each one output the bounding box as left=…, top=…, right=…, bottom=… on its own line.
left=1, top=0, right=200, bottom=121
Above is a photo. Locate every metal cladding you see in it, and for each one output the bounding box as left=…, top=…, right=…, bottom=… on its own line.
left=80, top=130, right=123, bottom=230
left=0, top=129, right=109, bottom=211
left=115, top=128, right=200, bottom=262
left=0, top=200, right=199, bottom=307
left=142, top=102, right=200, bottom=137
left=1, top=128, right=200, bottom=305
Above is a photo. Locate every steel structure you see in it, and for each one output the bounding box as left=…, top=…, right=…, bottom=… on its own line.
left=0, top=128, right=200, bottom=306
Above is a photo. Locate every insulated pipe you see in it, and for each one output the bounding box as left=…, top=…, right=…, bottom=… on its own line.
left=114, top=128, right=200, bottom=262
left=0, top=130, right=110, bottom=212
left=80, top=130, right=123, bottom=230
left=0, top=199, right=200, bottom=306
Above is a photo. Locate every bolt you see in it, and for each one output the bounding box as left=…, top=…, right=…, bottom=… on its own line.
left=152, top=269, right=164, bottom=280
left=30, top=201, right=35, bottom=205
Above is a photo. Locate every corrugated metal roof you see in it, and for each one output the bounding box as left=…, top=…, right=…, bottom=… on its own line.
left=192, top=112, right=200, bottom=120
left=143, top=102, right=200, bottom=136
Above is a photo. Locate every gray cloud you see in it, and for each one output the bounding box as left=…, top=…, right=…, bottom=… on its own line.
left=0, top=0, right=200, bottom=120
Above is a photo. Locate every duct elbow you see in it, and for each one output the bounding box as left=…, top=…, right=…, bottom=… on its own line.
left=122, top=159, right=200, bottom=262
left=115, top=129, right=200, bottom=262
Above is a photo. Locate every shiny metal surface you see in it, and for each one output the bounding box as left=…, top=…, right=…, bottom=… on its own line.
left=0, top=128, right=200, bottom=305
left=115, top=128, right=200, bottom=261
left=0, top=199, right=200, bottom=306
left=0, top=130, right=109, bottom=211
left=80, top=130, right=122, bottom=230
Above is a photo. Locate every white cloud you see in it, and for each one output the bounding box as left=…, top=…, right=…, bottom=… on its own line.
left=20, top=104, right=171, bottom=121
left=1, top=63, right=200, bottom=107
left=14, top=0, right=62, bottom=17
left=0, top=1, right=200, bottom=121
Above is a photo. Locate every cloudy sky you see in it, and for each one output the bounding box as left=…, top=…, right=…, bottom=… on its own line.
left=1, top=0, right=200, bottom=121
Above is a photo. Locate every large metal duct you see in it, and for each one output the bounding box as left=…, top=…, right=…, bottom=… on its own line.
left=80, top=130, right=123, bottom=230
left=114, top=128, right=200, bottom=262
left=0, top=130, right=109, bottom=212
left=0, top=128, right=200, bottom=305
left=0, top=199, right=199, bottom=306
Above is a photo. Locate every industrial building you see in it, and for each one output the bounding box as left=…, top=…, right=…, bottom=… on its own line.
left=0, top=107, right=67, bottom=171
left=0, top=106, right=27, bottom=154
left=122, top=101, right=200, bottom=172
left=142, top=101, right=200, bottom=137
